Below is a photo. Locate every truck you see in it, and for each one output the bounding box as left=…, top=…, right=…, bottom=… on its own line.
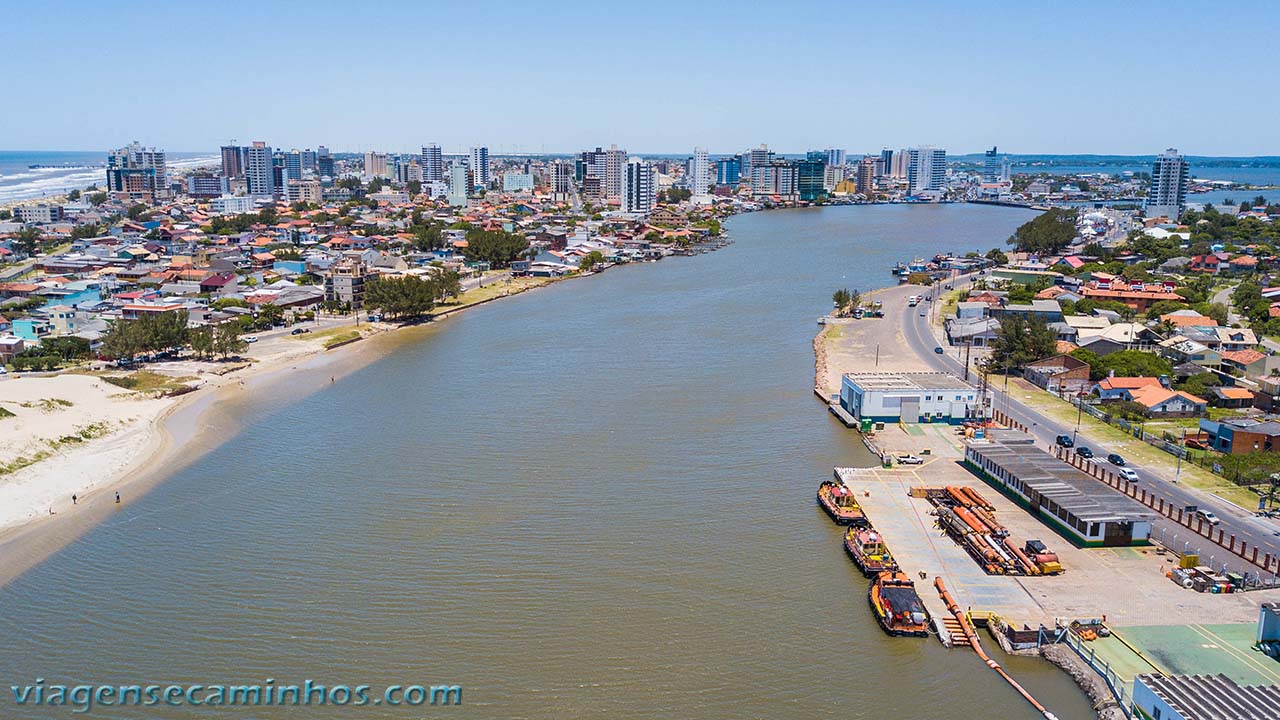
left=1024, top=539, right=1063, bottom=575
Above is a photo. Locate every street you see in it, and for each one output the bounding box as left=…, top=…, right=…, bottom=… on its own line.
left=898, top=289, right=1280, bottom=580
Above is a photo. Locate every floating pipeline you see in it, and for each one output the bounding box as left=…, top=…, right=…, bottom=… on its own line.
left=933, top=577, right=1058, bottom=720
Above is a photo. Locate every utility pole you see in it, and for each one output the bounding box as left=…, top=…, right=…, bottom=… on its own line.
left=1174, top=428, right=1186, bottom=483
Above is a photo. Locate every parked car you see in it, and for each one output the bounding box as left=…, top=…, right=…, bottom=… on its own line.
left=897, top=454, right=923, bottom=465
left=244, top=336, right=258, bottom=343
left=1055, top=435, right=1074, bottom=448
left=1196, top=509, right=1221, bottom=525
left=290, top=328, right=310, bottom=335
left=918, top=310, right=926, bottom=317
left=934, top=346, right=944, bottom=354
left=1118, top=468, right=1139, bottom=482
left=1075, top=446, right=1093, bottom=458
left=1107, top=453, right=1125, bottom=466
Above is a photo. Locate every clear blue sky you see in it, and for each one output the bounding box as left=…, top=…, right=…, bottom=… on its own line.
left=4, top=1, right=1276, bottom=155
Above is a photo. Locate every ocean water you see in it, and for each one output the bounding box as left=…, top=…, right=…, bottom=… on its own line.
left=950, top=154, right=1280, bottom=186
left=0, top=150, right=216, bottom=204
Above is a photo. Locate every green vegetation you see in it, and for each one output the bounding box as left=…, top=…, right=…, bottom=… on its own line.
left=987, top=315, right=1057, bottom=369
left=323, top=330, right=361, bottom=349
left=100, top=371, right=196, bottom=394
left=206, top=207, right=278, bottom=235
left=0, top=406, right=14, bottom=419
left=362, top=273, right=460, bottom=320
left=578, top=251, right=605, bottom=271
left=831, top=288, right=861, bottom=317
left=99, top=310, right=191, bottom=362
left=1006, top=208, right=1078, bottom=253
left=463, top=228, right=529, bottom=268
left=19, top=398, right=74, bottom=411
left=1067, top=349, right=1173, bottom=382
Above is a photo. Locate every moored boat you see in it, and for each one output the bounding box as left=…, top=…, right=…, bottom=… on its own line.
left=844, top=527, right=897, bottom=576
left=868, top=571, right=930, bottom=637
left=816, top=480, right=866, bottom=526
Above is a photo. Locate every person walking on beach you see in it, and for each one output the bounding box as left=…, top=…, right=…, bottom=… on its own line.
left=72, top=494, right=77, bottom=505
left=115, top=492, right=120, bottom=504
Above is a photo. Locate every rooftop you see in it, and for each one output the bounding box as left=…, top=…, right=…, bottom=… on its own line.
left=842, top=371, right=970, bottom=392
left=1137, top=673, right=1280, bottom=720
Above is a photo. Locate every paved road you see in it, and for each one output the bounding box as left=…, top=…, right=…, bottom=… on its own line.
left=897, top=292, right=1280, bottom=580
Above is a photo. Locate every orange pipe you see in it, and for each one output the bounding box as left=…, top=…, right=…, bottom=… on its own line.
left=954, top=506, right=990, bottom=535
left=1003, top=537, right=1040, bottom=575
left=963, top=486, right=995, bottom=510
left=946, top=486, right=973, bottom=508
left=934, top=578, right=1058, bottom=719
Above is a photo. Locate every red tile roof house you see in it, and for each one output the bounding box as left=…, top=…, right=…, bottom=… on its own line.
left=199, top=272, right=240, bottom=295
left=1220, top=349, right=1272, bottom=377
left=1090, top=376, right=1165, bottom=401
left=1127, top=386, right=1208, bottom=418
left=1228, top=255, right=1258, bottom=273
left=1188, top=254, right=1222, bottom=274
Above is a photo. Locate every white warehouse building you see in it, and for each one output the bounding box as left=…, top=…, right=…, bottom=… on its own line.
left=840, top=372, right=981, bottom=425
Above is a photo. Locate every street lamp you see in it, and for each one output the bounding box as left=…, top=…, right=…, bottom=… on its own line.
left=1072, top=392, right=1085, bottom=446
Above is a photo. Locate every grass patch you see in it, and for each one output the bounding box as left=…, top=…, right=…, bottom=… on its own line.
left=322, top=330, right=361, bottom=349
left=0, top=406, right=14, bottom=419
left=19, top=398, right=74, bottom=412
left=1000, top=375, right=1260, bottom=508
left=101, top=371, right=196, bottom=395
left=441, top=275, right=555, bottom=308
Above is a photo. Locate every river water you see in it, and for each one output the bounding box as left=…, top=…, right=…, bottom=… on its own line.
left=0, top=203, right=1096, bottom=719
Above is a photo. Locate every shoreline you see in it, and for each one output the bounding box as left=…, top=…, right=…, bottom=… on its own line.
left=0, top=269, right=581, bottom=588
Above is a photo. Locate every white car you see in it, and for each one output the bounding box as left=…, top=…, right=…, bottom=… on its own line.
left=244, top=336, right=259, bottom=343
left=1118, top=468, right=1139, bottom=482
left=1196, top=509, right=1221, bottom=525
left=897, top=454, right=923, bottom=465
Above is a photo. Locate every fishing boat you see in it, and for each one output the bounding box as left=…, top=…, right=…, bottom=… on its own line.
left=816, top=481, right=866, bottom=526
left=844, top=527, right=897, bottom=576
left=868, top=571, right=930, bottom=637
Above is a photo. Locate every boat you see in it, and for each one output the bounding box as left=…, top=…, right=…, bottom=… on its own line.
left=816, top=481, right=867, bottom=526
left=844, top=527, right=897, bottom=576
left=868, top=571, right=930, bottom=637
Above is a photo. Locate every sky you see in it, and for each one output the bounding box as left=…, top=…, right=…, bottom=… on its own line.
left=4, top=0, right=1278, bottom=156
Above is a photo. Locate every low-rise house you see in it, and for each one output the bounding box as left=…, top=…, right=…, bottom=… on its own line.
left=992, top=299, right=1063, bottom=323
left=0, top=334, right=25, bottom=361
left=1200, top=416, right=1280, bottom=454
left=1075, top=323, right=1157, bottom=355
left=1157, top=336, right=1221, bottom=368
left=1127, top=385, right=1207, bottom=417
left=1092, top=376, right=1165, bottom=401
left=945, top=317, right=999, bottom=347
left=1158, top=310, right=1216, bottom=329
left=1188, top=254, right=1223, bottom=274
left=1219, top=349, right=1276, bottom=377
left=1024, top=354, right=1091, bottom=394
left=1208, top=386, right=1255, bottom=409
left=955, top=301, right=988, bottom=320
left=1214, top=327, right=1258, bottom=353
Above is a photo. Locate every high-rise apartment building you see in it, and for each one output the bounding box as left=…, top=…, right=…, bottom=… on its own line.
left=550, top=159, right=574, bottom=196
left=797, top=151, right=827, bottom=202
left=106, top=142, right=168, bottom=199
left=220, top=144, right=245, bottom=179
left=622, top=158, right=655, bottom=214
left=603, top=145, right=627, bottom=202
left=825, top=149, right=846, bottom=168
left=448, top=164, right=469, bottom=206
left=878, top=149, right=894, bottom=178
left=742, top=144, right=772, bottom=180
left=690, top=147, right=710, bottom=198
left=284, top=150, right=303, bottom=185
left=363, top=152, right=389, bottom=180
left=317, top=147, right=334, bottom=178
left=716, top=156, right=741, bottom=185
left=1147, top=148, right=1189, bottom=220
left=982, top=146, right=1002, bottom=182
left=856, top=156, right=876, bottom=195
left=469, top=146, right=490, bottom=189
left=421, top=144, right=443, bottom=182
left=906, top=147, right=946, bottom=195
left=245, top=141, right=275, bottom=197
left=750, top=160, right=798, bottom=199
left=300, top=149, right=317, bottom=174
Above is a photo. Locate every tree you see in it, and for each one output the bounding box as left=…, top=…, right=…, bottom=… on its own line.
left=14, top=227, right=41, bottom=257
left=463, top=228, right=529, bottom=268
left=579, top=250, right=605, bottom=271
left=832, top=288, right=851, bottom=316
left=363, top=275, right=438, bottom=320
left=413, top=223, right=443, bottom=252
left=126, top=204, right=150, bottom=221
left=69, top=223, right=103, bottom=240
left=1145, top=299, right=1189, bottom=319
left=88, top=192, right=108, bottom=206
left=189, top=326, right=214, bottom=359
left=1006, top=208, right=1078, bottom=253
left=67, top=189, right=81, bottom=201
left=407, top=180, right=422, bottom=196
left=988, top=315, right=1058, bottom=370
left=434, top=269, right=462, bottom=300
left=985, top=248, right=1009, bottom=265
left=1095, top=350, right=1172, bottom=380
left=214, top=323, right=247, bottom=359
left=257, top=303, right=284, bottom=328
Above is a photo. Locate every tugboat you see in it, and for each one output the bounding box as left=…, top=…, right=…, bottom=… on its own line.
left=868, top=571, right=930, bottom=637
left=844, top=527, right=897, bottom=576
left=816, top=480, right=866, bottom=526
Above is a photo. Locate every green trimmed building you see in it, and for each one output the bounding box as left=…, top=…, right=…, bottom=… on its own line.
left=964, top=434, right=1153, bottom=547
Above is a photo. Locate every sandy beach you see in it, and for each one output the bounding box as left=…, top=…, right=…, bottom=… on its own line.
left=0, top=272, right=571, bottom=585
